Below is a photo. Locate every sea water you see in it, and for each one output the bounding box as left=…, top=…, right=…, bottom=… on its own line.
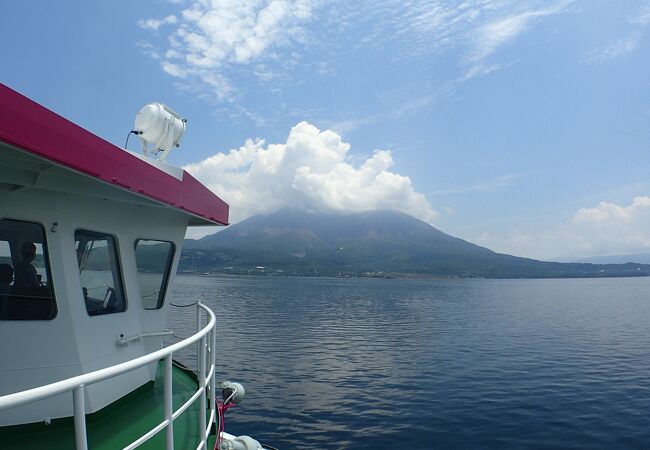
left=168, top=275, right=650, bottom=449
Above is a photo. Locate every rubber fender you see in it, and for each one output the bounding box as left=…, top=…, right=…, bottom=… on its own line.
left=220, top=435, right=262, bottom=450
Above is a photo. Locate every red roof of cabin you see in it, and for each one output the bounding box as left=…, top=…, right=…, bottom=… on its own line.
left=0, top=83, right=228, bottom=226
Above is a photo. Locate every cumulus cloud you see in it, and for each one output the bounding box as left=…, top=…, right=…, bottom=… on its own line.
left=184, top=121, right=437, bottom=226
left=475, top=197, right=650, bottom=260
left=573, top=196, right=650, bottom=226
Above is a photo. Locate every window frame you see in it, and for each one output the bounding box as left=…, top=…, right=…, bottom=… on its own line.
left=74, top=229, right=127, bottom=317
left=134, top=238, right=175, bottom=310
left=0, top=218, right=57, bottom=321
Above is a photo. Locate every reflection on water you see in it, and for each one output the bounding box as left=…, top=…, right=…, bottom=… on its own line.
left=168, top=276, right=650, bottom=449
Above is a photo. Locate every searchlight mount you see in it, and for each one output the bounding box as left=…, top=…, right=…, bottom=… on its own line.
left=132, top=102, right=187, bottom=161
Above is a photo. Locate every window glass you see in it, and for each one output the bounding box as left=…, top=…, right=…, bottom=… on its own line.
left=75, top=230, right=126, bottom=316
left=0, top=241, right=10, bottom=264
left=134, top=240, right=174, bottom=310
left=0, top=220, right=56, bottom=320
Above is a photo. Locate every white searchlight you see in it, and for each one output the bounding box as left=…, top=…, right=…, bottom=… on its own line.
left=134, top=102, right=186, bottom=161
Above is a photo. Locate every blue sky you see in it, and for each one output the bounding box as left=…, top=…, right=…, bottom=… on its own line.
left=2, top=1, right=649, bottom=260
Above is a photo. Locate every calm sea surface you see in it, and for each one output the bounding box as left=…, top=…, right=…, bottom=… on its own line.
left=168, top=275, right=650, bottom=449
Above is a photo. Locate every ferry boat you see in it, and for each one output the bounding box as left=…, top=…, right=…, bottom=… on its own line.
left=0, top=83, right=266, bottom=450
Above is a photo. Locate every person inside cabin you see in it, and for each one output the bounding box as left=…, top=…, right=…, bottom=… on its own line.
left=14, top=242, right=40, bottom=292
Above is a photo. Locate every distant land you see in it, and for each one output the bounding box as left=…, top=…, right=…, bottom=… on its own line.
left=561, top=253, right=650, bottom=265
left=180, top=209, right=650, bottom=279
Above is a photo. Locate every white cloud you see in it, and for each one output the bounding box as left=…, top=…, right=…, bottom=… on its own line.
left=135, top=41, right=161, bottom=59
left=582, top=2, right=650, bottom=64
left=582, top=32, right=642, bottom=64
left=161, top=61, right=188, bottom=78
left=326, top=116, right=377, bottom=135
left=139, top=1, right=572, bottom=107
left=430, top=173, right=524, bottom=196
left=140, top=0, right=317, bottom=99
left=184, top=121, right=438, bottom=226
left=137, top=15, right=177, bottom=31
left=358, top=1, right=571, bottom=72
left=462, top=1, right=570, bottom=77
left=573, top=196, right=650, bottom=225
left=631, top=2, right=650, bottom=25
left=474, top=197, right=650, bottom=260
left=469, top=8, right=558, bottom=63
left=462, top=63, right=503, bottom=81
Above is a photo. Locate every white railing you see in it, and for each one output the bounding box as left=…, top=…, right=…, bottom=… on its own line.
left=0, top=301, right=217, bottom=450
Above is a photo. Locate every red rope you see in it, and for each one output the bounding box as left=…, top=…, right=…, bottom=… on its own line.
left=214, top=400, right=236, bottom=450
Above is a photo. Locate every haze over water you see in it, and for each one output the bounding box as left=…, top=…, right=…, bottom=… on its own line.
left=169, top=275, right=650, bottom=449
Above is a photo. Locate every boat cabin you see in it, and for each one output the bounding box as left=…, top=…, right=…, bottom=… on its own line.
left=0, top=84, right=229, bottom=427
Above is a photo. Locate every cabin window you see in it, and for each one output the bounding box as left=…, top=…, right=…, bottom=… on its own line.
left=75, top=230, right=126, bottom=316
left=0, top=219, right=56, bottom=320
left=134, top=240, right=174, bottom=310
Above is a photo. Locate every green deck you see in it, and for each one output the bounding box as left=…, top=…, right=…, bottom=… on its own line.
left=0, top=361, right=217, bottom=450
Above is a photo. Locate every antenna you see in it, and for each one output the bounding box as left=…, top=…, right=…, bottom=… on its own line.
left=134, top=102, right=187, bottom=161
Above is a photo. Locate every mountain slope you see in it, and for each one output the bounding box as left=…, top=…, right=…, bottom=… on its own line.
left=181, top=209, right=650, bottom=278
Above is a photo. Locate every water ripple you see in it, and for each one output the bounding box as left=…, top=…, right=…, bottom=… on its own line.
left=169, top=276, right=650, bottom=449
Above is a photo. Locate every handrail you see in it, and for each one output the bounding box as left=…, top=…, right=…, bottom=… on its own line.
left=0, top=302, right=218, bottom=450
left=0, top=304, right=214, bottom=410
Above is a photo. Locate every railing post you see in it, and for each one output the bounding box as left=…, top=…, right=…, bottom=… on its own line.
left=210, top=324, right=217, bottom=427
left=198, top=334, right=207, bottom=449
left=164, top=354, right=174, bottom=450
left=73, top=384, right=88, bottom=450
left=196, top=301, right=202, bottom=373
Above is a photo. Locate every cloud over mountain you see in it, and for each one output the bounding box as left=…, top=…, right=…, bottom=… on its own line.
left=184, top=122, right=437, bottom=225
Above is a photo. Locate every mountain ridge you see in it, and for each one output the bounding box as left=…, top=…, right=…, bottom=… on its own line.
left=180, top=208, right=650, bottom=279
